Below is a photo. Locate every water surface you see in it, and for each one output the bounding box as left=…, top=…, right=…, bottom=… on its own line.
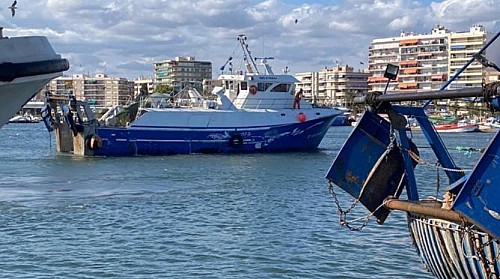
left=0, top=123, right=492, bottom=278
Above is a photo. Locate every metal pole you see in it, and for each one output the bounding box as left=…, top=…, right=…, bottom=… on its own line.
left=384, top=198, right=464, bottom=223
left=422, top=30, right=500, bottom=108
left=354, top=87, right=484, bottom=104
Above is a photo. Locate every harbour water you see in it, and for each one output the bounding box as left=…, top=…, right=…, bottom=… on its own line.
left=0, top=123, right=493, bottom=278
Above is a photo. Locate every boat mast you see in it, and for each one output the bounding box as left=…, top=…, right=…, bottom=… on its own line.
left=237, top=34, right=259, bottom=74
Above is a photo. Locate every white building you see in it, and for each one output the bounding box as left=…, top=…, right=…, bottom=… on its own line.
left=368, top=25, right=487, bottom=93
left=448, top=25, right=487, bottom=89
left=47, top=74, right=133, bottom=108
left=295, top=65, right=369, bottom=106
left=153, top=56, right=212, bottom=92
left=133, top=77, right=155, bottom=99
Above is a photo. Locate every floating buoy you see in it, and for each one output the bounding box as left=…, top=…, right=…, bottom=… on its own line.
left=297, top=112, right=306, bottom=123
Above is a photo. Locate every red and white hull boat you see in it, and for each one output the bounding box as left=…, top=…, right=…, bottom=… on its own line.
left=434, top=123, right=479, bottom=133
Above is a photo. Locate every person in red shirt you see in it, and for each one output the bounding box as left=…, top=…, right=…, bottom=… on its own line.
left=293, top=89, right=303, bottom=109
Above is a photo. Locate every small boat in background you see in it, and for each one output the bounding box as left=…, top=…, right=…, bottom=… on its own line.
left=479, top=116, right=500, bottom=132
left=331, top=111, right=352, bottom=126
left=8, top=113, right=40, bottom=123
left=434, top=122, right=479, bottom=133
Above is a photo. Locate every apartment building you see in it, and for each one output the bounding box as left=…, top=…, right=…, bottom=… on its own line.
left=295, top=65, right=369, bottom=106
left=448, top=25, right=487, bottom=89
left=47, top=74, right=133, bottom=107
left=153, top=56, right=212, bottom=93
left=133, top=77, right=155, bottom=98
left=368, top=25, right=487, bottom=93
left=485, top=68, right=500, bottom=83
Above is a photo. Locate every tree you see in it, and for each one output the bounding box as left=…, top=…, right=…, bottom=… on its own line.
left=154, top=84, right=173, bottom=94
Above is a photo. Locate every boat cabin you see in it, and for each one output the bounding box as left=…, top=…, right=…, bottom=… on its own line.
left=218, top=73, right=300, bottom=110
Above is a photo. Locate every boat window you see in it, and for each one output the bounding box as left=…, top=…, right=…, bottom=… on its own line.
left=240, top=82, right=247, bottom=90
left=270, top=83, right=290, bottom=92
left=225, top=80, right=235, bottom=90
left=258, top=83, right=273, bottom=92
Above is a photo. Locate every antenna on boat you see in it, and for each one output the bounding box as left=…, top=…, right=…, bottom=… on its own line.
left=254, top=57, right=275, bottom=75
left=238, top=34, right=259, bottom=74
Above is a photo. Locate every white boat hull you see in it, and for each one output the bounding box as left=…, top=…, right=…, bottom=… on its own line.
left=1, top=75, right=59, bottom=127
left=435, top=124, right=479, bottom=133
left=0, top=36, right=68, bottom=128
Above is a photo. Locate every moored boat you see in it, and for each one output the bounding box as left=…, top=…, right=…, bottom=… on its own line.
left=43, top=35, right=342, bottom=156
left=331, top=112, right=352, bottom=126
left=8, top=113, right=41, bottom=123
left=480, top=117, right=500, bottom=132
left=434, top=123, right=479, bottom=133
left=0, top=27, right=69, bottom=129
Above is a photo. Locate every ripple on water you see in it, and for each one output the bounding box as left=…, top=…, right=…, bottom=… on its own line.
left=0, top=125, right=486, bottom=278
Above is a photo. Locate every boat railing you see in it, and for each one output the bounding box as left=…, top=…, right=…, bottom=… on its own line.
left=139, top=94, right=309, bottom=110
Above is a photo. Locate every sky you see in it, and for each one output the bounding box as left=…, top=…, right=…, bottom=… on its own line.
left=1, top=0, right=499, bottom=80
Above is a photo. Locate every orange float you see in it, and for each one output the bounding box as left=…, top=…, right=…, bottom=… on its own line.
left=297, top=112, right=306, bottom=123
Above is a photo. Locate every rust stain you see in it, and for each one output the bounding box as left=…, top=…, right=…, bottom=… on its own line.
left=345, top=170, right=359, bottom=184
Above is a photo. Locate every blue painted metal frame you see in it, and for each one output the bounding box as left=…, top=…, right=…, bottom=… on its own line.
left=371, top=105, right=464, bottom=202
left=393, top=106, right=463, bottom=182
left=394, top=127, right=418, bottom=201
left=326, top=30, right=500, bottom=230
left=453, top=131, right=500, bottom=240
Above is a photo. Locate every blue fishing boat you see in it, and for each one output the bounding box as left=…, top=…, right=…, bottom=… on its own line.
left=326, top=31, right=500, bottom=279
left=44, top=35, right=342, bottom=156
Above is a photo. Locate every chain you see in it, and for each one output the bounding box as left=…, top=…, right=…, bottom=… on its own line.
left=328, top=133, right=404, bottom=232
left=470, top=228, right=497, bottom=279
left=460, top=221, right=499, bottom=279
left=328, top=181, right=375, bottom=231
left=407, top=149, right=474, bottom=173
left=328, top=176, right=404, bottom=232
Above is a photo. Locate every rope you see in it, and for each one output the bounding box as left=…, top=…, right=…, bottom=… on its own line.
left=48, top=131, right=52, bottom=152
left=436, top=167, right=440, bottom=198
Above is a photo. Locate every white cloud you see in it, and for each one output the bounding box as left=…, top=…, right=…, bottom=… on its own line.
left=1, top=0, right=497, bottom=79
